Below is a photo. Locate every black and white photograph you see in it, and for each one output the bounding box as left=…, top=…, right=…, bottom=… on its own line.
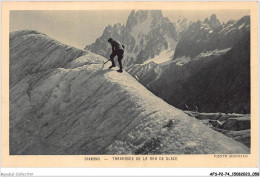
left=9, top=8, right=252, bottom=156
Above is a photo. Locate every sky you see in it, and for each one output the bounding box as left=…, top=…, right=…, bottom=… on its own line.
left=10, top=10, right=250, bottom=49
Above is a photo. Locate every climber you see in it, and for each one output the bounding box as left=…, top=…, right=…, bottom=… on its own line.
left=107, top=38, right=125, bottom=73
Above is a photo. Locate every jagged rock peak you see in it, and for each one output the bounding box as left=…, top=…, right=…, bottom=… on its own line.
left=176, top=18, right=189, bottom=25
left=102, top=23, right=125, bottom=37
left=129, top=10, right=163, bottom=19
left=113, top=23, right=123, bottom=28
left=237, top=15, right=250, bottom=25
left=204, top=17, right=210, bottom=24
left=103, top=25, right=112, bottom=33
left=209, top=14, right=221, bottom=27
left=126, top=10, right=163, bottom=30
left=195, top=20, right=202, bottom=26
left=226, top=20, right=235, bottom=24
left=210, top=14, right=218, bottom=21
left=112, top=23, right=125, bottom=31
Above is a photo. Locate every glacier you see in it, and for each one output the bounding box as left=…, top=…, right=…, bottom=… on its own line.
left=9, top=30, right=249, bottom=155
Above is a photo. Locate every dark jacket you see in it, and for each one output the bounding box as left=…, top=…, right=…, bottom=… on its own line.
left=110, top=39, right=124, bottom=52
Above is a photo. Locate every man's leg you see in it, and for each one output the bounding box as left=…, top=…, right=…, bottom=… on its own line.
left=117, top=54, right=123, bottom=73
left=109, top=52, right=116, bottom=68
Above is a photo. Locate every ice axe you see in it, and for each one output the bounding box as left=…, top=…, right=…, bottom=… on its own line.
left=102, top=59, right=111, bottom=68
left=83, top=59, right=111, bottom=69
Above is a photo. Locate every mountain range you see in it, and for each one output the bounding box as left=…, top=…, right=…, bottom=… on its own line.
left=85, top=10, right=250, bottom=114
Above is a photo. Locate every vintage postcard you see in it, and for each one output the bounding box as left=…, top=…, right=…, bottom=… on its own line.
left=1, top=1, right=259, bottom=168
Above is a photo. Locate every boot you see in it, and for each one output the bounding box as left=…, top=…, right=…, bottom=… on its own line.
left=109, top=64, right=115, bottom=69
left=117, top=69, right=123, bottom=73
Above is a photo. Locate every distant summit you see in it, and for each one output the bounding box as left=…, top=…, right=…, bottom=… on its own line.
left=209, top=14, right=221, bottom=27
left=85, top=10, right=179, bottom=67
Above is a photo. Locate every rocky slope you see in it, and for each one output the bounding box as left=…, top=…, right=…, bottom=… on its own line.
left=128, top=15, right=251, bottom=114
left=175, top=18, right=191, bottom=37
left=10, top=30, right=249, bottom=155
left=173, top=15, right=249, bottom=59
